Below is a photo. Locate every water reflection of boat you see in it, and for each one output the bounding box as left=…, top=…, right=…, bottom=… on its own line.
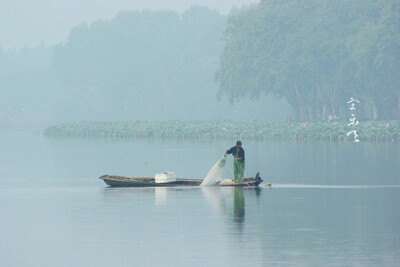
left=100, top=172, right=266, bottom=187
left=201, top=187, right=248, bottom=230
left=234, top=188, right=245, bottom=224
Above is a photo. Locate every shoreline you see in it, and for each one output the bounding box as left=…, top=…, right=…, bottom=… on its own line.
left=43, top=120, right=400, bottom=143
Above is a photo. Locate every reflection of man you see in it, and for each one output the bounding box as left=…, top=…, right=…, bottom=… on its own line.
left=234, top=188, right=245, bottom=223
left=224, top=141, right=245, bottom=183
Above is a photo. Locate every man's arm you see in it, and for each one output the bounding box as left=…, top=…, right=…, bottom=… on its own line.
left=224, top=146, right=235, bottom=157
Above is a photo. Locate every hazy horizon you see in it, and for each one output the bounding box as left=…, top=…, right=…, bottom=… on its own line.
left=0, top=0, right=258, bottom=50
left=1, top=0, right=397, bottom=127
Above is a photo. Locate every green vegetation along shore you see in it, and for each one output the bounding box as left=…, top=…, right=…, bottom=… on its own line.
left=44, top=121, right=400, bottom=142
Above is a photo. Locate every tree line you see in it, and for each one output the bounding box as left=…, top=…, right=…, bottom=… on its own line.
left=216, top=0, right=400, bottom=121
left=1, top=6, right=286, bottom=123
left=53, top=7, right=229, bottom=120
left=1, top=2, right=398, bottom=124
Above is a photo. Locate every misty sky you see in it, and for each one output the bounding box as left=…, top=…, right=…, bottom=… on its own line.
left=0, top=0, right=258, bottom=49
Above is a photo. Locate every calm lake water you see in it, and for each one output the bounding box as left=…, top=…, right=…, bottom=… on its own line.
left=1, top=131, right=399, bottom=266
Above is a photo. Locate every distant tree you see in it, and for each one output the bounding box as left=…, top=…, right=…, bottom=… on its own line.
left=346, top=0, right=400, bottom=120
left=53, top=7, right=228, bottom=120
left=216, top=0, right=400, bottom=121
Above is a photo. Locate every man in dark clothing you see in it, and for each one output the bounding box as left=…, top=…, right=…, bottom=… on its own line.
left=224, top=141, right=245, bottom=183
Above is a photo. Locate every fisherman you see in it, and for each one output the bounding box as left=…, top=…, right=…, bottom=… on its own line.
left=224, top=141, right=245, bottom=183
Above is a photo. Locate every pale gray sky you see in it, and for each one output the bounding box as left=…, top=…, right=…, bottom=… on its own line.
left=0, top=0, right=258, bottom=49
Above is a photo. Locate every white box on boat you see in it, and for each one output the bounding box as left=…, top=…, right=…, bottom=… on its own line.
left=155, top=172, right=176, bottom=183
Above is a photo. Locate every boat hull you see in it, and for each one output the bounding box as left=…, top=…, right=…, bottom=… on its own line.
left=218, top=178, right=263, bottom=187
left=218, top=172, right=263, bottom=187
left=100, top=172, right=264, bottom=188
left=99, top=175, right=202, bottom=187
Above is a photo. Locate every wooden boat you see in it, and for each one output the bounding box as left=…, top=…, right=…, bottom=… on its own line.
left=100, top=172, right=265, bottom=187
left=99, top=175, right=202, bottom=187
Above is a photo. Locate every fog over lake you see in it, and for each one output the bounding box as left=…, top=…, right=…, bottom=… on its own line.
left=1, top=0, right=399, bottom=266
